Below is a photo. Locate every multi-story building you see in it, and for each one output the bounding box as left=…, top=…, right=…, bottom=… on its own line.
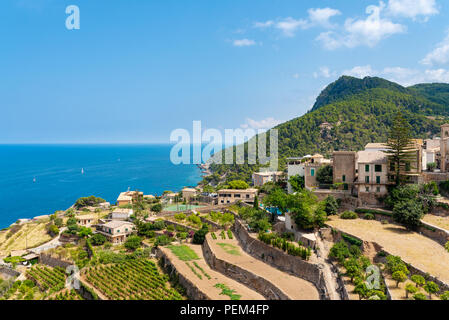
left=217, top=188, right=258, bottom=204
left=252, top=171, right=285, bottom=187
left=110, top=208, right=133, bottom=221
left=76, top=214, right=97, bottom=227
left=96, top=221, right=135, bottom=244
left=182, top=188, right=198, bottom=201
left=117, top=191, right=143, bottom=206
left=332, top=151, right=357, bottom=191
left=356, top=150, right=389, bottom=206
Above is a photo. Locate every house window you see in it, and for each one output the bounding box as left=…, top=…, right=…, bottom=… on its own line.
left=390, top=163, right=395, bottom=172
left=365, top=176, right=370, bottom=183
left=405, top=162, right=411, bottom=172
left=365, top=165, right=370, bottom=172
left=376, top=187, right=381, bottom=193
left=375, top=165, right=382, bottom=172
left=376, top=176, right=381, bottom=184
left=365, top=186, right=370, bottom=192
left=342, top=175, right=346, bottom=182
left=311, top=169, right=315, bottom=177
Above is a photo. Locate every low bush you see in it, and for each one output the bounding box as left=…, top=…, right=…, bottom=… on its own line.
left=341, top=211, right=358, bottom=220
left=363, top=213, right=375, bottom=220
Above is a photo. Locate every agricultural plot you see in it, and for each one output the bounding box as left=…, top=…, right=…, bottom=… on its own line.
left=206, top=234, right=320, bottom=300
left=27, top=265, right=66, bottom=292
left=48, top=289, right=84, bottom=300
left=83, top=259, right=183, bottom=300
left=161, top=244, right=264, bottom=300
left=327, top=217, right=449, bottom=284
left=0, top=222, right=52, bottom=256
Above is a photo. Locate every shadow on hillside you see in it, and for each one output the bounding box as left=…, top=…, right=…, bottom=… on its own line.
left=383, top=226, right=413, bottom=235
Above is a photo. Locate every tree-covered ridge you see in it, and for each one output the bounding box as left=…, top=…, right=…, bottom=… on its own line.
left=205, top=77, right=449, bottom=185
left=408, top=83, right=449, bottom=108
left=312, top=76, right=408, bottom=111
left=277, top=87, right=446, bottom=158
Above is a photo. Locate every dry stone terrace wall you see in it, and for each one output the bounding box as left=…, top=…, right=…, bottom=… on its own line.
left=0, top=266, right=20, bottom=279
left=162, top=220, right=198, bottom=233
left=201, top=237, right=290, bottom=300
left=155, top=247, right=208, bottom=300
left=39, top=253, right=72, bottom=269
left=232, top=219, right=329, bottom=300
left=419, top=221, right=449, bottom=246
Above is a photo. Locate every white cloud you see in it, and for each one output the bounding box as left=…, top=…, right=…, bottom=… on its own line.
left=253, top=21, right=274, bottom=28
left=342, top=65, right=375, bottom=78
left=421, top=31, right=449, bottom=66
left=317, top=2, right=406, bottom=49
left=233, top=39, right=256, bottom=47
left=313, top=66, right=334, bottom=79
left=292, top=73, right=300, bottom=79
left=275, top=17, right=308, bottom=37
left=340, top=65, right=449, bottom=86
left=253, top=7, right=340, bottom=38
left=241, top=117, right=283, bottom=130
left=386, top=0, right=438, bottom=20
left=308, top=8, right=341, bottom=28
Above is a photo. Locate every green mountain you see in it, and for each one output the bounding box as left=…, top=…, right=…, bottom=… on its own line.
left=205, top=76, right=449, bottom=185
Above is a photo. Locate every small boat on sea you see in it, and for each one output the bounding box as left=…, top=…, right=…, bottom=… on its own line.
left=81, top=168, right=84, bottom=174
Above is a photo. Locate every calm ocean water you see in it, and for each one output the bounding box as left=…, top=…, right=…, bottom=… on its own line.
left=0, top=144, right=202, bottom=228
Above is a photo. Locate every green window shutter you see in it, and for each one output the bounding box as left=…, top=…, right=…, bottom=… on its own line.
left=375, top=165, right=382, bottom=172
left=376, top=176, right=381, bottom=184
left=365, top=176, right=370, bottom=183
left=365, top=165, right=370, bottom=172
left=342, top=175, right=346, bottom=182
left=311, top=169, right=315, bottom=177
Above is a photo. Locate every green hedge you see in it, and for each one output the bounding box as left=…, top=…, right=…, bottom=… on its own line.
left=355, top=208, right=393, bottom=217
left=341, top=234, right=363, bottom=247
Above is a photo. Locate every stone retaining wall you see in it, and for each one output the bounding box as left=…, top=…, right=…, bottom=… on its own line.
left=163, top=220, right=198, bottom=233
left=0, top=266, right=20, bottom=279
left=155, top=247, right=208, bottom=300
left=39, top=253, right=72, bottom=269
left=202, top=237, right=290, bottom=300
left=418, top=221, right=449, bottom=246
left=232, top=219, right=329, bottom=300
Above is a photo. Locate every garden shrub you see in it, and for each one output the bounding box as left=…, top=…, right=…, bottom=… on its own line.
left=341, top=211, right=358, bottom=219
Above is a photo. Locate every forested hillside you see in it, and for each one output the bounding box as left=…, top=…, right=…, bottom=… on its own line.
left=204, top=76, right=449, bottom=185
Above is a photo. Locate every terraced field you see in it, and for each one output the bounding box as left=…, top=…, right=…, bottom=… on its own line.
left=161, top=244, right=264, bottom=300
left=327, top=216, right=449, bottom=284
left=207, top=233, right=320, bottom=300
left=82, top=259, right=183, bottom=300
left=0, top=222, right=52, bottom=256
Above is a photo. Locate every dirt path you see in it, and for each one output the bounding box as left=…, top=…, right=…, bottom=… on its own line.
left=327, top=217, right=449, bottom=284
left=160, top=244, right=264, bottom=300
left=207, top=234, right=320, bottom=300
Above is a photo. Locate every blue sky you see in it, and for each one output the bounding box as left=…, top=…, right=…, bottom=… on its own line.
left=2, top=0, right=449, bottom=143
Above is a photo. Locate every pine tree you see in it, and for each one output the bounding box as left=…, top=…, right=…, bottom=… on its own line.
left=385, top=111, right=416, bottom=186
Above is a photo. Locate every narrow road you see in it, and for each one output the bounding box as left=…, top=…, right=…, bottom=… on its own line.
left=29, top=227, right=66, bottom=254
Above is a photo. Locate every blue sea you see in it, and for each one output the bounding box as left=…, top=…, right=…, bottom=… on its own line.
left=0, top=144, right=202, bottom=228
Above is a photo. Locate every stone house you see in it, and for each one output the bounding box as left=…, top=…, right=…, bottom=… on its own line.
left=217, top=188, right=258, bottom=204
left=96, top=221, right=135, bottom=244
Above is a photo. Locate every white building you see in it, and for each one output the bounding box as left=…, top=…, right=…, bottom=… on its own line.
left=110, top=208, right=133, bottom=220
